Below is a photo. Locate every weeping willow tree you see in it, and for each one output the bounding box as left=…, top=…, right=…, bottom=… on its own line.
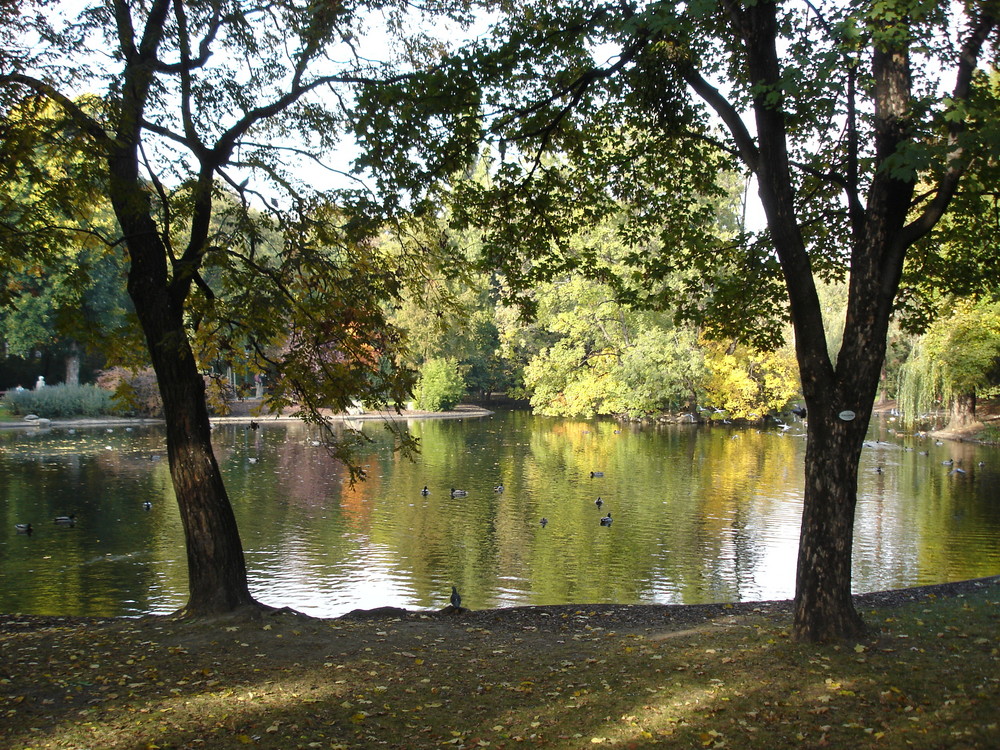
left=898, top=300, right=1000, bottom=430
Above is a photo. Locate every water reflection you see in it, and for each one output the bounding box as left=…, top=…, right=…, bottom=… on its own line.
left=1, top=412, right=999, bottom=617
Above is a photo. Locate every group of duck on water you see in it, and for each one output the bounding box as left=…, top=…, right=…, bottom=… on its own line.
left=15, top=501, right=153, bottom=536
left=438, top=471, right=612, bottom=611
left=420, top=469, right=614, bottom=530
left=15, top=514, right=76, bottom=536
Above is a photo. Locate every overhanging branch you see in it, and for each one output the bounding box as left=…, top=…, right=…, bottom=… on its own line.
left=899, top=9, right=998, bottom=249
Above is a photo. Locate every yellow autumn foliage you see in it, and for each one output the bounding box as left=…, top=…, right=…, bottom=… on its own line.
left=702, top=339, right=800, bottom=418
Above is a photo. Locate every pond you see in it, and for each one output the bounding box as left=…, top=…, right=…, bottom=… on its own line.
left=2, top=410, right=999, bottom=617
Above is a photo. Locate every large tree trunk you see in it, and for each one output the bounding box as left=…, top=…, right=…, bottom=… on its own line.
left=64, top=341, right=80, bottom=386
left=111, top=146, right=256, bottom=614
left=730, top=0, right=875, bottom=641
left=790, top=313, right=885, bottom=641
left=726, top=0, right=954, bottom=641
left=101, top=8, right=258, bottom=616
left=153, top=334, right=255, bottom=615
left=793, top=403, right=870, bottom=640
left=126, top=228, right=256, bottom=615
left=946, top=392, right=977, bottom=430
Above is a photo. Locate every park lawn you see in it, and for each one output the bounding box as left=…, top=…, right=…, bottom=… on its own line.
left=1, top=579, right=998, bottom=750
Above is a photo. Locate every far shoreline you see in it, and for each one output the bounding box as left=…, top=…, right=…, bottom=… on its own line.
left=0, top=402, right=495, bottom=430
left=5, top=397, right=999, bottom=445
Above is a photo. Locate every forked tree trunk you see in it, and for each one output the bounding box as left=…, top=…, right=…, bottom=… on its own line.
left=728, top=0, right=880, bottom=641
left=93, top=0, right=260, bottom=616
left=119, top=192, right=256, bottom=616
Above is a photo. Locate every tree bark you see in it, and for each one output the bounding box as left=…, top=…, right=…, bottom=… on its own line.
left=103, top=5, right=256, bottom=614
left=125, top=224, right=256, bottom=615
left=792, top=392, right=871, bottom=641
left=947, top=392, right=977, bottom=430
left=727, top=0, right=917, bottom=641
left=64, top=342, right=80, bottom=386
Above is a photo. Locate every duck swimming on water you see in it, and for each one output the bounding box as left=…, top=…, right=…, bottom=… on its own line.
left=54, top=515, right=76, bottom=526
left=600, top=513, right=613, bottom=526
left=15, top=523, right=33, bottom=535
left=450, top=488, right=468, bottom=497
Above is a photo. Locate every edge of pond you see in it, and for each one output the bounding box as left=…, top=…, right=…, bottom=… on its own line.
left=334, top=574, right=1000, bottom=631
left=0, top=403, right=495, bottom=430
left=3, top=575, right=997, bottom=636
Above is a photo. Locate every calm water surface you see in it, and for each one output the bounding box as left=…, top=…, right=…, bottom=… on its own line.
left=2, top=410, right=999, bottom=617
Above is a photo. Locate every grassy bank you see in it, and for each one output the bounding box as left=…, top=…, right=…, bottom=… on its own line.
left=2, top=578, right=998, bottom=749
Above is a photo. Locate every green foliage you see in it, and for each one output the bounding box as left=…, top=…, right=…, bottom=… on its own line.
left=898, top=300, right=1000, bottom=428
left=513, top=273, right=704, bottom=418
left=190, top=200, right=419, bottom=438
left=1, top=0, right=487, bottom=481
left=523, top=339, right=613, bottom=417
left=899, top=70, right=1000, bottom=333
left=0, top=238, right=134, bottom=364
left=521, top=318, right=708, bottom=418
left=2, top=383, right=114, bottom=417
left=979, top=422, right=1000, bottom=444
left=618, top=326, right=708, bottom=415
left=0, top=99, right=135, bottom=368
left=450, top=143, right=788, bottom=347
left=384, top=212, right=514, bottom=399
left=0, top=97, right=112, bottom=300
left=414, top=357, right=466, bottom=411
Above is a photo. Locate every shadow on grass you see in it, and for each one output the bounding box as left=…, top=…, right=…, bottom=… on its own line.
left=2, top=579, right=998, bottom=749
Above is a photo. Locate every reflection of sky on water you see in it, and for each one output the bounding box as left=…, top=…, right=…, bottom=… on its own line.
left=248, top=539, right=421, bottom=616
left=2, top=413, right=999, bottom=617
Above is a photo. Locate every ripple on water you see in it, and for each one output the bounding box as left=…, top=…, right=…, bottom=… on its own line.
left=2, top=415, right=999, bottom=617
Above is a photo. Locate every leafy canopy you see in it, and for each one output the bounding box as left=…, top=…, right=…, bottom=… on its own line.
left=898, top=299, right=1000, bottom=427
left=1, top=0, right=488, bottom=470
